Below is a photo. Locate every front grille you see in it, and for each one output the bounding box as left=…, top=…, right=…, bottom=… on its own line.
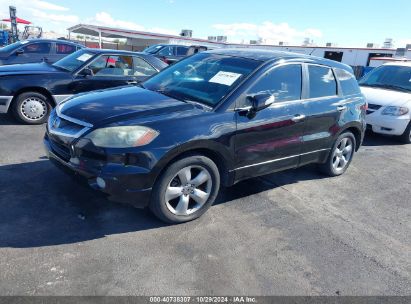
left=48, top=109, right=91, bottom=139
left=49, top=138, right=71, bottom=162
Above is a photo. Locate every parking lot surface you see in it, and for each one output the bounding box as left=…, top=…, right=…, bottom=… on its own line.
left=0, top=113, right=410, bottom=296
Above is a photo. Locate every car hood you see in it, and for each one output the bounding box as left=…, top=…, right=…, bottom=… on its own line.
left=360, top=86, right=411, bottom=107
left=58, top=86, right=200, bottom=126
left=0, top=62, right=63, bottom=75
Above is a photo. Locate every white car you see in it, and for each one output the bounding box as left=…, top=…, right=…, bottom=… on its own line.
left=359, top=62, right=411, bottom=143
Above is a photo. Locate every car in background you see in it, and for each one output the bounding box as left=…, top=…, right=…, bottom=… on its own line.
left=143, top=44, right=208, bottom=64
left=0, top=48, right=167, bottom=124
left=0, top=39, right=84, bottom=65
left=359, top=62, right=411, bottom=143
left=44, top=49, right=366, bottom=224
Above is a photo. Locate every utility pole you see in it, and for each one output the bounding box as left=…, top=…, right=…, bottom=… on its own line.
left=9, top=6, right=18, bottom=43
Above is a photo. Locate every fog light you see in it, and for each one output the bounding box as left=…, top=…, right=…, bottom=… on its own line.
left=96, top=177, right=106, bottom=189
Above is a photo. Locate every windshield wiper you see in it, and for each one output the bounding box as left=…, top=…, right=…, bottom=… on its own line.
left=153, top=89, right=189, bottom=103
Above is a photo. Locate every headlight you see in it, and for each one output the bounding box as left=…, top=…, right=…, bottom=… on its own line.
left=381, top=106, right=409, bottom=116
left=84, top=126, right=159, bottom=148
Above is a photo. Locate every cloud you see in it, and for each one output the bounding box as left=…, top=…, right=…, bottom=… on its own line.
left=29, top=8, right=79, bottom=23
left=88, top=12, right=178, bottom=36
left=212, top=21, right=323, bottom=44
left=32, top=0, right=69, bottom=11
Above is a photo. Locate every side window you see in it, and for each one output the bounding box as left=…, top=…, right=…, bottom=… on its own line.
left=56, top=43, right=76, bottom=55
left=176, top=46, right=188, bottom=56
left=88, top=55, right=109, bottom=74
left=248, top=64, right=302, bottom=103
left=133, top=57, right=157, bottom=77
left=308, top=65, right=337, bottom=98
left=335, top=68, right=361, bottom=96
left=158, top=46, right=174, bottom=56
left=22, top=42, right=51, bottom=54
left=91, top=55, right=133, bottom=76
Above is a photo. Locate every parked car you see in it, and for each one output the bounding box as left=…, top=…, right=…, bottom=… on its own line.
left=0, top=39, right=83, bottom=65
left=44, top=49, right=366, bottom=224
left=0, top=48, right=168, bottom=124
left=359, top=62, right=411, bottom=143
left=143, top=44, right=208, bottom=64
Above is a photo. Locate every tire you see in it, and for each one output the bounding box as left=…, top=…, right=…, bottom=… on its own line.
left=319, top=131, right=356, bottom=177
left=399, top=122, right=411, bottom=144
left=149, top=155, right=220, bottom=224
left=11, top=92, right=52, bottom=124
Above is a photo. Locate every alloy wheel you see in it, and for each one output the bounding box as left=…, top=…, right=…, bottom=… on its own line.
left=332, top=137, right=354, bottom=173
left=20, top=97, right=47, bottom=121
left=164, top=165, right=212, bottom=216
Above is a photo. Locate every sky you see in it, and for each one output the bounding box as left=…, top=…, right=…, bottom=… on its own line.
left=0, top=0, right=410, bottom=48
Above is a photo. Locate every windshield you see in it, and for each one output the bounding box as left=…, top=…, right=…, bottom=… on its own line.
left=359, top=65, right=411, bottom=92
left=143, top=53, right=262, bottom=107
left=144, top=45, right=164, bottom=54
left=52, top=49, right=95, bottom=72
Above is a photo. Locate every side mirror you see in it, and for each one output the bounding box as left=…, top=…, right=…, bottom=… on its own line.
left=247, top=92, right=275, bottom=112
left=16, top=49, right=24, bottom=56
left=79, top=67, right=93, bottom=77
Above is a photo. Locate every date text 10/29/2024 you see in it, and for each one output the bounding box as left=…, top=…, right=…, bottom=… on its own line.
left=149, top=297, right=257, bottom=303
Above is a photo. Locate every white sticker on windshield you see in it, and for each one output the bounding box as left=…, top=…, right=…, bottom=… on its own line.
left=209, top=71, right=242, bottom=86
left=76, top=53, right=93, bottom=62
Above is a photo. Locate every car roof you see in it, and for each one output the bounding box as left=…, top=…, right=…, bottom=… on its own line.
left=206, top=48, right=353, bottom=71
left=21, top=39, right=83, bottom=46
left=84, top=48, right=149, bottom=56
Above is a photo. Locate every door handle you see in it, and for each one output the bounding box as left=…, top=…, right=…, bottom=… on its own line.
left=126, top=81, right=138, bottom=85
left=291, top=114, right=306, bottom=122
left=337, top=105, right=347, bottom=112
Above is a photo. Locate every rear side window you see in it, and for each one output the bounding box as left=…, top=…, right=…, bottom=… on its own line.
left=335, top=68, right=361, bottom=96
left=56, top=43, right=76, bottom=54
left=308, top=65, right=337, bottom=98
left=176, top=47, right=188, bottom=56
left=248, top=64, right=302, bottom=102
left=22, top=42, right=51, bottom=54
left=133, top=57, right=157, bottom=77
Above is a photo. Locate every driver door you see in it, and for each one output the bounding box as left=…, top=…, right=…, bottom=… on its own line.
left=8, top=42, right=52, bottom=64
left=234, top=63, right=306, bottom=180
left=69, top=55, right=138, bottom=94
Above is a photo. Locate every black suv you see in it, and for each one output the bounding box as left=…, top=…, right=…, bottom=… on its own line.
left=0, top=39, right=83, bottom=65
left=44, top=49, right=366, bottom=224
left=143, top=44, right=208, bottom=64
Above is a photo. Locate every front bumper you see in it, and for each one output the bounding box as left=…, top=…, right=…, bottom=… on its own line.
left=44, top=135, right=152, bottom=208
left=366, top=112, right=410, bottom=136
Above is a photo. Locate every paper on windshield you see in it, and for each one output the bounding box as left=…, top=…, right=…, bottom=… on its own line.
left=77, top=53, right=93, bottom=62
left=209, top=71, right=242, bottom=86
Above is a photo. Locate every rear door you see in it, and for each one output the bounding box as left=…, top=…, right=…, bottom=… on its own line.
left=69, top=54, right=138, bottom=94
left=234, top=63, right=306, bottom=180
left=299, top=64, right=343, bottom=165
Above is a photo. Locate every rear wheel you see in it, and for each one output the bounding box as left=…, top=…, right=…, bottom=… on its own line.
left=11, top=92, right=52, bottom=124
left=399, top=122, right=411, bottom=144
left=319, top=132, right=356, bottom=177
left=149, top=155, right=220, bottom=224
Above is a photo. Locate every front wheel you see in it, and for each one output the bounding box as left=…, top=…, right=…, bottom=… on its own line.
left=11, top=92, right=52, bottom=124
left=319, top=132, right=356, bottom=177
left=399, top=122, right=411, bottom=144
left=149, top=155, right=220, bottom=224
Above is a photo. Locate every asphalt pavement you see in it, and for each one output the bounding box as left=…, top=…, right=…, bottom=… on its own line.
left=0, top=113, right=410, bottom=296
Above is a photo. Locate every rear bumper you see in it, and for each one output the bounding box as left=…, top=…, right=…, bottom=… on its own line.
left=366, top=113, right=410, bottom=136
left=44, top=136, right=152, bottom=208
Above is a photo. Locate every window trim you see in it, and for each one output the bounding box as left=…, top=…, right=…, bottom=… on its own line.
left=234, top=62, right=304, bottom=110
left=303, top=63, right=339, bottom=100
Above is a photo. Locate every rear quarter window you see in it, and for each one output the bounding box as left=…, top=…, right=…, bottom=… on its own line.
left=335, top=68, right=361, bottom=96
